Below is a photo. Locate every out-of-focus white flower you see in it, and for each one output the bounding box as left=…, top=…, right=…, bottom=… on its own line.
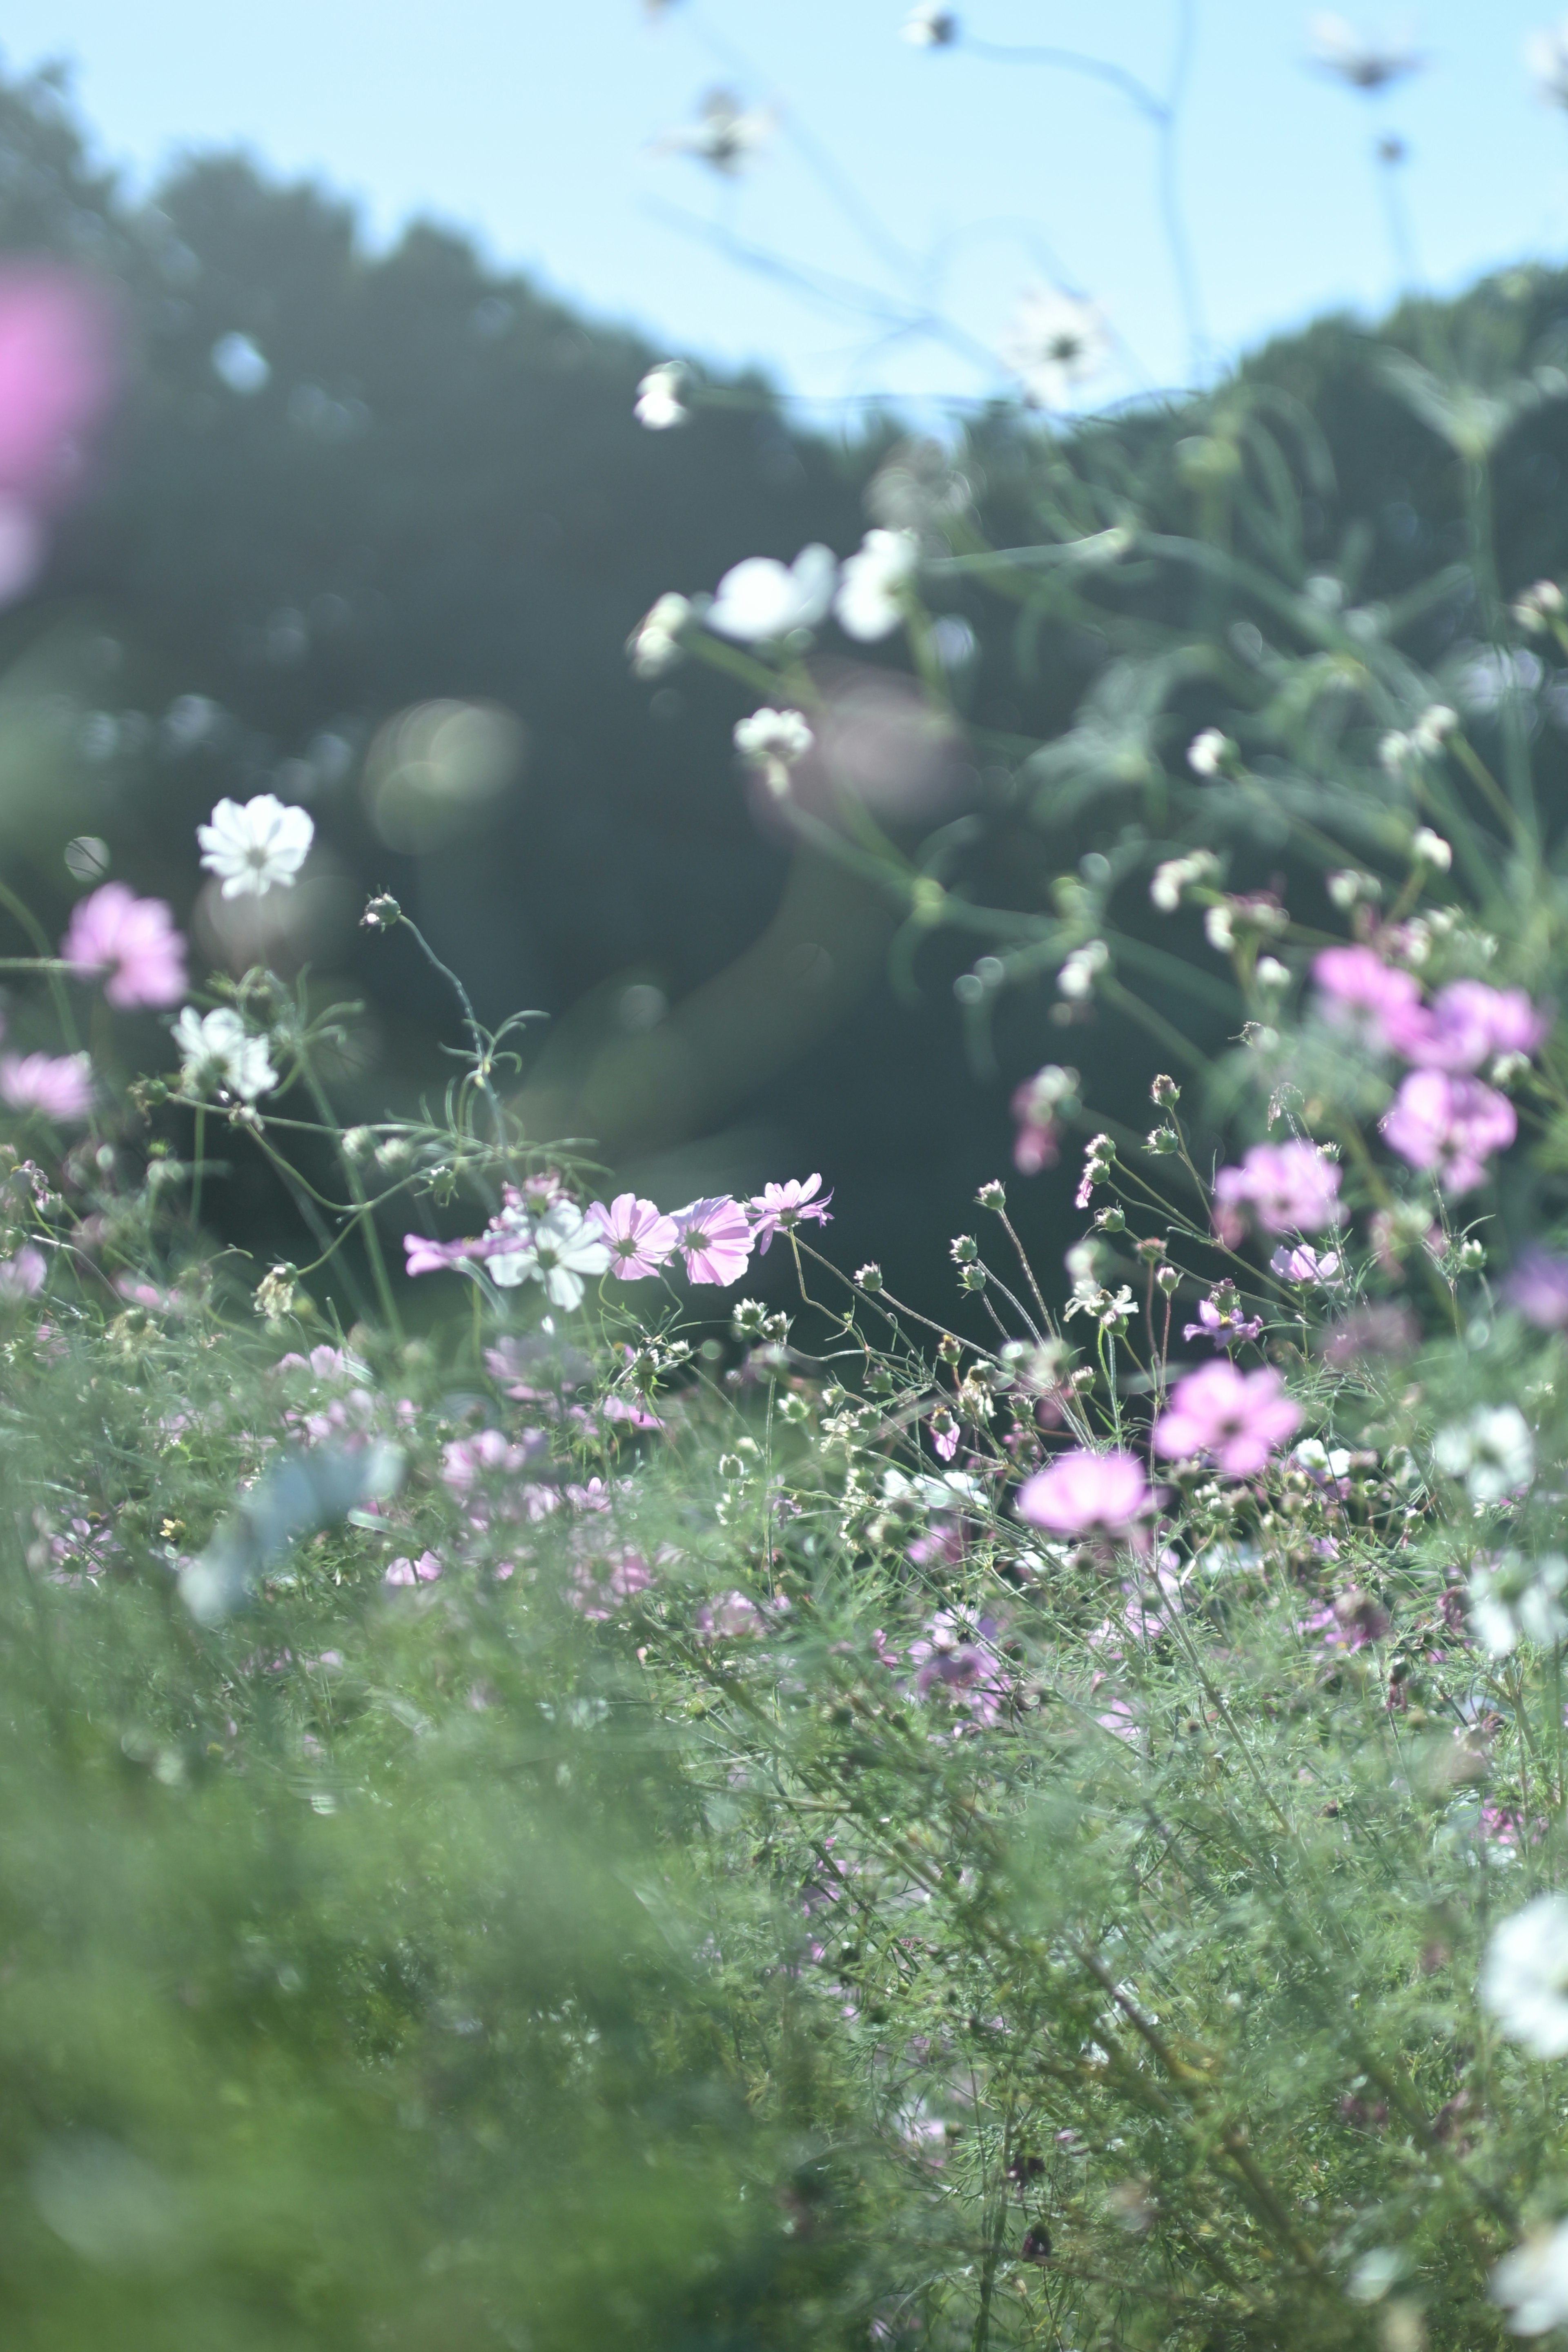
left=1515, top=577, right=1566, bottom=628
left=707, top=544, right=837, bottom=641
left=998, top=285, right=1110, bottom=410
left=1483, top=1893, right=1568, bottom=2056
left=1468, top=1552, right=1568, bottom=1656
left=174, top=1005, right=278, bottom=1102
left=1434, top=1403, right=1535, bottom=1504
left=1256, top=956, right=1289, bottom=991
left=835, top=528, right=919, bottom=641
left=734, top=707, right=814, bottom=767
left=1412, top=702, right=1459, bottom=753
left=656, top=87, right=775, bottom=176
left=1529, top=19, right=1568, bottom=108
left=1412, top=826, right=1452, bottom=871
left=1187, top=727, right=1234, bottom=776
left=489, top=1200, right=613, bottom=1310
left=1309, top=13, right=1423, bottom=90
left=1057, top=939, right=1108, bottom=1000
left=196, top=795, right=313, bottom=899
left=1492, top=2223, right=1568, bottom=2336
left=902, top=2, right=959, bottom=45
left=1149, top=850, right=1220, bottom=913
left=634, top=362, right=688, bottom=430
left=1205, top=903, right=1236, bottom=953
left=627, top=592, right=692, bottom=679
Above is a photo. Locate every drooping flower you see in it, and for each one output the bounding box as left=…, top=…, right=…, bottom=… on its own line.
left=626, top=591, right=691, bottom=679
left=0, top=1050, right=93, bottom=1120
left=173, top=1006, right=277, bottom=1102
left=1308, top=12, right=1422, bottom=89
left=1506, top=1245, right=1568, bottom=1327
left=706, top=545, right=837, bottom=641
left=1016, top=1448, right=1149, bottom=1537
left=488, top=1199, right=613, bottom=1310
left=835, top=529, right=919, bottom=642
left=62, top=882, right=187, bottom=1008
left=1468, top=1552, right=1568, bottom=1656
left=634, top=361, right=688, bottom=430
left=1213, top=1141, right=1342, bottom=1236
left=196, top=793, right=314, bottom=898
left=670, top=1195, right=753, bottom=1285
left=1482, top=1893, right=1568, bottom=2056
left=588, top=1193, right=679, bottom=1279
left=748, top=1174, right=832, bottom=1253
left=1153, top=1362, right=1302, bottom=1477
left=1491, top=2223, right=1568, bottom=2337
left=998, top=284, right=1109, bottom=409
left=1434, top=1404, right=1535, bottom=1505
left=1382, top=1069, right=1517, bottom=1192
left=0, top=1242, right=45, bottom=1298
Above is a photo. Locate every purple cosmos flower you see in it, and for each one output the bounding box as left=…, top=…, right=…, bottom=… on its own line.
left=1213, top=1140, right=1341, bottom=1235
left=1153, top=1361, right=1302, bottom=1477
left=61, top=883, right=187, bottom=1009
left=1016, top=1448, right=1149, bottom=1537
left=0, top=1242, right=45, bottom=1298
left=1504, top=1246, right=1568, bottom=1328
left=403, top=1232, right=489, bottom=1278
left=747, top=1174, right=832, bottom=1252
left=588, top=1192, right=679, bottom=1278
left=670, top=1195, right=753, bottom=1284
left=1385, top=980, right=1550, bottom=1072
left=1382, top=1070, right=1516, bottom=1192
left=1184, top=1294, right=1265, bottom=1345
left=1270, top=1243, right=1342, bottom=1283
left=0, top=1050, right=92, bottom=1120
left=1313, top=945, right=1422, bottom=1047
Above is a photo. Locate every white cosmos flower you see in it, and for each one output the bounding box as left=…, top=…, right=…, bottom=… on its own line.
left=627, top=592, right=692, bottom=679
left=635, top=362, right=688, bottom=430
left=707, top=545, right=837, bottom=642
left=1434, top=1404, right=1536, bottom=1505
left=196, top=794, right=314, bottom=899
left=1493, top=2223, right=1568, bottom=2335
left=173, top=1005, right=278, bottom=1102
left=1468, top=1552, right=1568, bottom=1657
left=1483, top=1894, right=1568, bottom=2057
left=835, top=529, right=919, bottom=641
left=998, top=285, right=1110, bottom=410
left=488, top=1200, right=612, bottom=1310
left=902, top=3, right=959, bottom=47
left=1528, top=18, right=1568, bottom=107
left=1308, top=13, right=1422, bottom=91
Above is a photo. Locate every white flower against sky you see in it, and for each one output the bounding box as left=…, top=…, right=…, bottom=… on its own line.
left=998, top=285, right=1111, bottom=410
left=1468, top=1552, right=1568, bottom=1657
left=1492, top=2223, right=1568, bottom=2335
left=196, top=794, right=314, bottom=899
left=1308, top=13, right=1423, bottom=91
left=706, top=544, right=837, bottom=642
left=634, top=362, right=688, bottom=431
left=1483, top=1893, right=1568, bottom=2056
left=1528, top=18, right=1568, bottom=107
left=627, top=592, right=691, bottom=679
left=173, top=1005, right=278, bottom=1102
left=657, top=87, right=775, bottom=176
left=488, top=1200, right=612, bottom=1310
left=835, top=528, right=919, bottom=641
left=902, top=3, right=959, bottom=47
left=1433, top=1403, right=1536, bottom=1504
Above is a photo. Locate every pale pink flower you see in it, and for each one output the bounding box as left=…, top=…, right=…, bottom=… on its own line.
left=1153, top=1361, right=1302, bottom=1476
left=1017, top=1448, right=1149, bottom=1537
left=61, top=883, right=187, bottom=1008
left=671, top=1195, right=753, bottom=1284
left=589, top=1192, right=679, bottom=1278
left=1313, top=945, right=1421, bottom=1047
left=1506, top=1247, right=1568, bottom=1328
left=0, top=1242, right=45, bottom=1298
left=385, top=1550, right=442, bottom=1587
left=0, top=1050, right=92, bottom=1120
left=748, top=1174, right=832, bottom=1252
left=697, top=1590, right=766, bottom=1639
left=1270, top=1243, right=1342, bottom=1283
left=403, top=1232, right=487, bottom=1278
left=1382, top=1070, right=1516, bottom=1192
left=571, top=1549, right=654, bottom=1619
left=441, top=1429, right=542, bottom=1491
left=0, top=265, right=118, bottom=602
left=1214, top=1140, right=1341, bottom=1234
left=1184, top=1294, right=1263, bottom=1345
left=1385, top=980, right=1550, bottom=1071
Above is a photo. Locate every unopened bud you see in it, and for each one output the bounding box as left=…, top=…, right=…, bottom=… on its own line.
left=731, top=1297, right=767, bottom=1338
left=938, top=1333, right=962, bottom=1365
left=855, top=1262, right=884, bottom=1294
left=1456, top=1238, right=1486, bottom=1272
left=1069, top=1365, right=1096, bottom=1392
left=1135, top=1235, right=1167, bottom=1264
left=1151, top=1073, right=1180, bottom=1107
left=950, top=1233, right=979, bottom=1265
left=1155, top=1263, right=1181, bottom=1297
left=762, top=1312, right=791, bottom=1343
left=1145, top=1127, right=1179, bottom=1156
left=361, top=892, right=402, bottom=931
left=958, top=1264, right=987, bottom=1293
left=1411, top=827, right=1452, bottom=873
left=1094, top=1205, right=1126, bottom=1234
left=976, top=1178, right=1007, bottom=1211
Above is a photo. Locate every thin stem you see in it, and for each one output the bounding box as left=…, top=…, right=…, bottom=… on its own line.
left=0, top=879, right=79, bottom=1051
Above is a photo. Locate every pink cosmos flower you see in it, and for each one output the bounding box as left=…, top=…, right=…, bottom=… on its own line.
left=670, top=1195, right=753, bottom=1284
left=571, top=1549, right=654, bottom=1619
left=1213, top=1140, right=1341, bottom=1235
left=1270, top=1243, right=1342, bottom=1283
left=0, top=265, right=119, bottom=604
left=0, top=1242, right=45, bottom=1298
left=0, top=1050, right=92, bottom=1120
left=1313, top=946, right=1422, bottom=1047
left=907, top=1609, right=1012, bottom=1727
left=748, top=1174, right=832, bottom=1252
left=588, top=1192, right=679, bottom=1278
left=403, top=1232, right=488, bottom=1277
left=1505, top=1246, right=1568, bottom=1328
left=1184, top=1294, right=1264, bottom=1345
left=697, top=1590, right=766, bottom=1639
left=1016, top=1448, right=1149, bottom=1537
left=1385, top=980, right=1550, bottom=1072
left=385, top=1550, right=442, bottom=1587
left=441, top=1428, right=543, bottom=1492
left=1153, top=1361, right=1302, bottom=1476
left=1382, top=1070, right=1516, bottom=1192
left=61, top=883, right=187, bottom=1008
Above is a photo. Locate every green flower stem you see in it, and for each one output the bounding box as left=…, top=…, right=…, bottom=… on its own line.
left=0, top=881, right=79, bottom=1051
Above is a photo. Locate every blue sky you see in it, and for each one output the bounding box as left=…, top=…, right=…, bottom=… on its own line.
left=4, top=0, right=1568, bottom=410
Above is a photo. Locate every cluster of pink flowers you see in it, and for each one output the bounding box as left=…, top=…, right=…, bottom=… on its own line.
left=1212, top=1140, right=1341, bottom=1243
left=405, top=1174, right=831, bottom=1293
left=1315, top=947, right=1551, bottom=1195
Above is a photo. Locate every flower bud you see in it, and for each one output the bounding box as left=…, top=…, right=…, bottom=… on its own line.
left=762, top=1312, right=791, bottom=1343
left=938, top=1333, right=962, bottom=1365
left=958, top=1264, right=987, bottom=1293
left=855, top=1262, right=884, bottom=1294
left=361, top=892, right=402, bottom=931
left=950, top=1233, right=979, bottom=1265
left=731, top=1297, right=767, bottom=1338
left=1155, top=1263, right=1181, bottom=1297
left=976, top=1178, right=1007, bottom=1211
left=1456, top=1238, right=1486, bottom=1272
left=1095, top=1205, right=1126, bottom=1234
left=1144, top=1127, right=1179, bottom=1156
left=1135, top=1235, right=1167, bottom=1264
left=1151, top=1073, right=1180, bottom=1107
